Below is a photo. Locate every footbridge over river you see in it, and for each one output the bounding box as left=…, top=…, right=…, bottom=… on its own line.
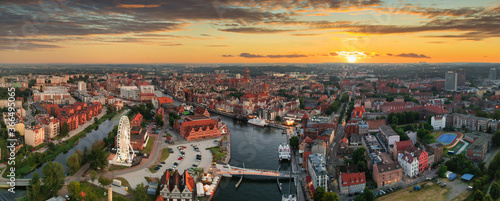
left=215, top=164, right=292, bottom=178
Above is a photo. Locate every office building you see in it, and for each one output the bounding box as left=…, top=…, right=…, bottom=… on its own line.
left=445, top=71, right=457, bottom=91
left=120, top=86, right=140, bottom=100
left=78, top=81, right=86, bottom=92
left=490, top=68, right=497, bottom=80
left=456, top=70, right=466, bottom=87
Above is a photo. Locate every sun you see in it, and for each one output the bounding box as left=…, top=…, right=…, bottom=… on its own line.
left=335, top=51, right=367, bottom=63
left=347, top=55, right=357, bottom=63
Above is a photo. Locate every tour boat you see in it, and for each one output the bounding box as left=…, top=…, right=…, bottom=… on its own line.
left=278, top=144, right=291, bottom=161
left=248, top=117, right=268, bottom=127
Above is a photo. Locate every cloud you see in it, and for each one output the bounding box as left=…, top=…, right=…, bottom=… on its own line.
left=386, top=53, right=393, bottom=56
left=330, top=52, right=339, bottom=56
left=238, top=52, right=308, bottom=58
left=266, top=54, right=308, bottom=58
left=290, top=33, right=322, bottom=36
left=116, top=4, right=161, bottom=8
left=218, top=27, right=294, bottom=34
left=392, top=53, right=431, bottom=59
left=222, top=55, right=234, bottom=57
left=239, top=53, right=265, bottom=58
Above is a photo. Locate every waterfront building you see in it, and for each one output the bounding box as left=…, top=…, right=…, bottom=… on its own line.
left=173, top=114, right=227, bottom=141
left=25, top=125, right=45, bottom=147
left=158, top=170, right=196, bottom=201
left=307, top=153, right=329, bottom=192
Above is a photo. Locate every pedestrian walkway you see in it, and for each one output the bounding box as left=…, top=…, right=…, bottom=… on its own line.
left=456, top=139, right=469, bottom=154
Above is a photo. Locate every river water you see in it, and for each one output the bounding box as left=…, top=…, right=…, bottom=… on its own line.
left=159, top=91, right=296, bottom=201
left=23, top=113, right=123, bottom=178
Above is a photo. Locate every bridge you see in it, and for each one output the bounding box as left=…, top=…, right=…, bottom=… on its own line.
left=215, top=164, right=292, bottom=178
left=0, top=179, right=31, bottom=188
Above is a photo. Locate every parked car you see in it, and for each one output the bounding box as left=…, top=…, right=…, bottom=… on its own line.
left=192, top=164, right=198, bottom=167
left=161, top=162, right=166, bottom=164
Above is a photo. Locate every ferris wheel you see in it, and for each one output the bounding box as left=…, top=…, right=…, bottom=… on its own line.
left=110, top=116, right=135, bottom=166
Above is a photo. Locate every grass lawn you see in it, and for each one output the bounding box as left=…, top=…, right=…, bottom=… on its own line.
left=145, top=177, right=152, bottom=183
left=148, top=148, right=170, bottom=174
left=160, top=148, right=170, bottom=161
left=79, top=181, right=131, bottom=201
left=142, top=136, right=155, bottom=155
left=108, top=165, right=129, bottom=171
left=208, top=146, right=226, bottom=162
left=450, top=191, right=472, bottom=201
left=377, top=182, right=449, bottom=201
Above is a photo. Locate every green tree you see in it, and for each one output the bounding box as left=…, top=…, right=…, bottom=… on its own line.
left=473, top=190, right=484, bottom=201
left=491, top=182, right=500, bottom=200
left=27, top=172, right=41, bottom=201
left=314, top=186, right=325, bottom=201
left=66, top=153, right=80, bottom=175
left=483, top=195, right=494, bottom=201
left=355, top=188, right=375, bottom=201
left=88, top=140, right=108, bottom=170
left=493, top=130, right=500, bottom=146
left=42, top=161, right=65, bottom=197
left=90, top=170, right=98, bottom=182
left=438, top=165, right=448, bottom=178
left=290, top=136, right=299, bottom=149
left=60, top=122, right=70, bottom=137
left=322, top=192, right=339, bottom=201
left=68, top=181, right=81, bottom=197
left=131, top=183, right=147, bottom=200
left=391, top=116, right=398, bottom=125
left=98, top=176, right=112, bottom=188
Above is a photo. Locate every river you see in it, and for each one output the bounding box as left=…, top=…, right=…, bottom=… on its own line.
left=157, top=91, right=296, bottom=201
left=23, top=112, right=125, bottom=178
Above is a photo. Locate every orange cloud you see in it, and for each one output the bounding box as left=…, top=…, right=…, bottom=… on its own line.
left=116, top=4, right=160, bottom=8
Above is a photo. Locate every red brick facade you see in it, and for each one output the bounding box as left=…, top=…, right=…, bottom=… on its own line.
left=173, top=115, right=224, bottom=141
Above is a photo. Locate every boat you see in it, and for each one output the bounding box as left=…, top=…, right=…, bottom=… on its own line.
left=282, top=194, right=297, bottom=201
left=248, top=117, right=268, bottom=127
left=278, top=144, right=291, bottom=161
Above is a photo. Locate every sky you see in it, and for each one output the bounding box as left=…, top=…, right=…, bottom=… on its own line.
left=0, top=0, right=499, bottom=64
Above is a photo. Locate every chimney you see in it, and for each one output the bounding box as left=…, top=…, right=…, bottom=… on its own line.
left=108, top=187, right=112, bottom=201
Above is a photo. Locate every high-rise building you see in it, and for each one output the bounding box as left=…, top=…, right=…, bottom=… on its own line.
left=445, top=71, right=457, bottom=91
left=78, top=81, right=86, bottom=92
left=456, top=70, right=466, bottom=87
left=490, top=68, right=497, bottom=80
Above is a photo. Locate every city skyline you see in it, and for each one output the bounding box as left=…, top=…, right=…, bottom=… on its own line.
left=0, top=0, right=499, bottom=63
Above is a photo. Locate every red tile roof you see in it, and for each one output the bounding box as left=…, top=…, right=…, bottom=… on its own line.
left=341, top=172, right=366, bottom=187
left=395, top=140, right=413, bottom=151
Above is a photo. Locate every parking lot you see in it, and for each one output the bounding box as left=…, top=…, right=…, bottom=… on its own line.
left=118, top=137, right=221, bottom=188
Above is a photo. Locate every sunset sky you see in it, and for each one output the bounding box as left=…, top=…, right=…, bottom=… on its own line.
left=0, top=0, right=499, bottom=63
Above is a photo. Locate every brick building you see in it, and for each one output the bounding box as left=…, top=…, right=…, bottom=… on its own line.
left=339, top=172, right=366, bottom=195
left=173, top=114, right=227, bottom=141
left=373, top=162, right=402, bottom=188
left=130, top=113, right=144, bottom=128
